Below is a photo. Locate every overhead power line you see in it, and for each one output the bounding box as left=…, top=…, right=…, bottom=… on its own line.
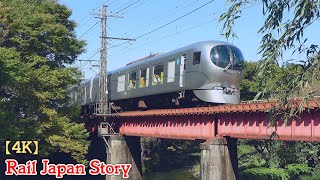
left=114, top=0, right=141, bottom=14
left=79, top=21, right=99, bottom=39
left=108, top=0, right=215, bottom=49
left=108, top=0, right=150, bottom=25
left=112, top=0, right=137, bottom=13
left=120, top=0, right=150, bottom=14
left=120, top=0, right=198, bottom=38
left=111, top=14, right=216, bottom=57
left=88, top=50, right=100, bottom=60
left=76, top=1, right=105, bottom=28
left=135, top=0, right=215, bottom=39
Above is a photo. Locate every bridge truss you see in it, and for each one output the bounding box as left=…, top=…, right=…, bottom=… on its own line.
left=86, top=98, right=320, bottom=141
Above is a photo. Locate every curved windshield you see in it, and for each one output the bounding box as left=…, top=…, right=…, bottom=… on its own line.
left=210, top=45, right=230, bottom=68
left=210, top=45, right=244, bottom=71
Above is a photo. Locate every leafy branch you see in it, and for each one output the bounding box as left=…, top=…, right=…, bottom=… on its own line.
left=220, top=0, right=320, bottom=126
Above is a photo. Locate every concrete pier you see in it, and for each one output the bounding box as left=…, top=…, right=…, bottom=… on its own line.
left=200, top=137, right=238, bottom=180
left=106, top=135, right=142, bottom=180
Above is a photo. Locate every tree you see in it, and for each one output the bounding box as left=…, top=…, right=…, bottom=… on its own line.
left=0, top=0, right=88, bottom=164
left=240, top=61, right=282, bottom=101
left=220, top=0, right=320, bottom=124
left=239, top=60, right=320, bottom=178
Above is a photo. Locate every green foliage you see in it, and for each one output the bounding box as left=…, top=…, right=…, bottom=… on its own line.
left=234, top=2, right=320, bottom=174
left=240, top=61, right=285, bottom=101
left=238, top=155, right=266, bottom=172
left=238, top=141, right=266, bottom=173
left=0, top=0, right=88, bottom=163
left=240, top=167, right=290, bottom=180
left=141, top=138, right=201, bottom=172
left=238, top=144, right=255, bottom=156
left=300, top=169, right=320, bottom=180
left=240, top=61, right=260, bottom=100
left=238, top=139, right=320, bottom=179
left=286, top=164, right=312, bottom=179
left=220, top=0, right=320, bottom=125
left=239, top=164, right=312, bottom=180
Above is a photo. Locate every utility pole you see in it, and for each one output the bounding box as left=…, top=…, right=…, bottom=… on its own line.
left=93, top=3, right=141, bottom=179
left=92, top=2, right=108, bottom=115
left=92, top=1, right=135, bottom=116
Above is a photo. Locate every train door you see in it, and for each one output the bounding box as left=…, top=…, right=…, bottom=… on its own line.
left=179, top=54, right=186, bottom=87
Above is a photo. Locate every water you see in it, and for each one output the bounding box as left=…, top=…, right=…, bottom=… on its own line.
left=142, top=169, right=197, bottom=180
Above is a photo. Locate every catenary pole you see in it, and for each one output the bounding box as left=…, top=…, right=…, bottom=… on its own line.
left=92, top=1, right=135, bottom=115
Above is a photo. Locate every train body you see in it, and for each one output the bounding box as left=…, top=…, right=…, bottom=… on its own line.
left=69, top=41, right=245, bottom=111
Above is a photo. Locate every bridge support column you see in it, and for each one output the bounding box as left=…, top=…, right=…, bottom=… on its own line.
left=200, top=137, right=238, bottom=180
left=106, top=135, right=142, bottom=180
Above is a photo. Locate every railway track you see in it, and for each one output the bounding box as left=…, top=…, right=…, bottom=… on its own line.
left=95, top=97, right=319, bottom=118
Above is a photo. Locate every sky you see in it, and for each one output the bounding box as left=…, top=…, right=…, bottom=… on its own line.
left=59, top=0, right=320, bottom=79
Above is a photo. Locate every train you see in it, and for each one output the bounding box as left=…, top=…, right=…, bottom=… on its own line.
left=69, top=40, right=245, bottom=114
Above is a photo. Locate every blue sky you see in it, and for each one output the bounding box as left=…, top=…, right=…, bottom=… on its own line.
left=59, top=0, right=319, bottom=79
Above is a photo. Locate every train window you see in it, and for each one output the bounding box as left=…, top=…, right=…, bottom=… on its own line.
left=182, top=54, right=186, bottom=70
left=128, top=72, right=137, bottom=90
left=139, top=68, right=149, bottom=88
left=167, top=60, right=175, bottom=83
left=152, top=64, right=164, bottom=86
left=193, top=51, right=201, bottom=65
left=210, top=45, right=230, bottom=68
left=117, top=75, right=125, bottom=92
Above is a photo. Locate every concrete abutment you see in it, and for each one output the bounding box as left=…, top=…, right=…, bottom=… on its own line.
left=106, top=135, right=142, bottom=180
left=105, top=135, right=238, bottom=180
left=200, top=137, right=238, bottom=180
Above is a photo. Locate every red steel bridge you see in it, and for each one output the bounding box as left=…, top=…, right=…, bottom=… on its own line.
left=86, top=98, right=320, bottom=142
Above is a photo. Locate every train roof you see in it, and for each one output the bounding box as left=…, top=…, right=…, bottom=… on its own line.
left=78, top=40, right=239, bottom=82
left=126, top=53, right=161, bottom=66
left=108, top=40, right=238, bottom=74
left=109, top=40, right=236, bottom=73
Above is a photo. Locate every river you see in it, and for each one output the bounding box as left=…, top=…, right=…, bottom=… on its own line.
left=142, top=169, right=199, bottom=180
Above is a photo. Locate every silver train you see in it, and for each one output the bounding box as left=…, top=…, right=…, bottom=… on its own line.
left=69, top=41, right=244, bottom=113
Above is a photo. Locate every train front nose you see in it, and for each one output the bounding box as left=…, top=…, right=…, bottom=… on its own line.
left=193, top=44, right=244, bottom=104
left=210, top=44, right=244, bottom=88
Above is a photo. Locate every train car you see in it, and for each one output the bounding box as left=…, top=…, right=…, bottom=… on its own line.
left=70, top=40, right=245, bottom=112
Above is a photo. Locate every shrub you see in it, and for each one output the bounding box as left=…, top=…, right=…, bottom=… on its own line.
left=240, top=167, right=289, bottom=180
left=286, top=164, right=312, bottom=179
